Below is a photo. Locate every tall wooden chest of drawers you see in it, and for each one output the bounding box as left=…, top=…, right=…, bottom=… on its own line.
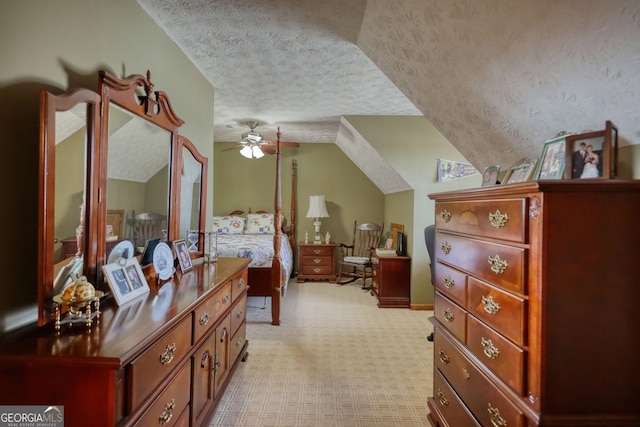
left=428, top=181, right=640, bottom=427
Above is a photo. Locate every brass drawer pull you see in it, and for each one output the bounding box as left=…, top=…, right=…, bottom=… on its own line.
left=482, top=296, right=501, bottom=315
left=222, top=294, right=230, bottom=304
left=313, top=258, right=321, bottom=264
left=489, top=209, right=509, bottom=228
left=159, top=343, right=176, bottom=365
left=443, top=307, right=455, bottom=323
left=481, top=337, right=500, bottom=359
left=313, top=268, right=321, bottom=273
left=236, top=337, right=244, bottom=347
left=488, top=255, right=508, bottom=274
left=158, top=398, right=175, bottom=425
left=438, top=348, right=450, bottom=365
left=443, top=275, right=455, bottom=289
left=199, top=311, right=210, bottom=326
left=237, top=277, right=245, bottom=288
left=440, top=241, right=451, bottom=255
left=313, top=249, right=321, bottom=255
left=462, top=368, right=470, bottom=379
left=488, top=403, right=507, bottom=427
left=440, top=209, right=451, bottom=222
left=236, top=309, right=244, bottom=319
left=437, top=390, right=449, bottom=407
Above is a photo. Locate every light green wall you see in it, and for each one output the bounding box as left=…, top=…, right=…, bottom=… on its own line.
left=0, top=0, right=214, bottom=331
left=345, top=116, right=479, bottom=305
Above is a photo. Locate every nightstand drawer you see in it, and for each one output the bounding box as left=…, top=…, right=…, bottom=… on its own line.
left=301, top=265, right=333, bottom=275
left=301, top=255, right=332, bottom=266
left=300, top=245, right=333, bottom=256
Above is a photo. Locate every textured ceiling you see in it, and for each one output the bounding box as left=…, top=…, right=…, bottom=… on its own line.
left=137, top=0, right=640, bottom=186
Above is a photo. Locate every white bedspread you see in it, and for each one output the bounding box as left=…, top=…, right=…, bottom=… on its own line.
left=215, top=234, right=293, bottom=278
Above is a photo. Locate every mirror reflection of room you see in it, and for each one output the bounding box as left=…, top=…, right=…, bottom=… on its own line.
left=106, top=104, right=170, bottom=256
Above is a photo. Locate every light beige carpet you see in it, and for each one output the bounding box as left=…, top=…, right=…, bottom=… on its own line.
left=210, top=280, right=434, bottom=427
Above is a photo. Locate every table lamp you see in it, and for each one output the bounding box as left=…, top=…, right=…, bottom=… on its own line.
left=306, top=195, right=329, bottom=244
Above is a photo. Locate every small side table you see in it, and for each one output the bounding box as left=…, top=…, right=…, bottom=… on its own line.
left=297, top=243, right=337, bottom=283
left=371, top=255, right=411, bottom=308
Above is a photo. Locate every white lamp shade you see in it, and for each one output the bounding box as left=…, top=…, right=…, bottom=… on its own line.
left=306, top=195, right=329, bottom=218
left=240, top=145, right=253, bottom=158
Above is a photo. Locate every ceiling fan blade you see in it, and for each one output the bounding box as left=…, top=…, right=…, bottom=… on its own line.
left=220, top=144, right=244, bottom=152
left=264, top=140, right=300, bottom=148
left=261, top=146, right=276, bottom=155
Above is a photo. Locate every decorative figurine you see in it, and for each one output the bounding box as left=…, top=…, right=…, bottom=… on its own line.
left=304, top=231, right=309, bottom=244
left=325, top=231, right=331, bottom=244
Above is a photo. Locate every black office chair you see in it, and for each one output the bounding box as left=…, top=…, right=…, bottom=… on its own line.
left=424, top=225, right=435, bottom=342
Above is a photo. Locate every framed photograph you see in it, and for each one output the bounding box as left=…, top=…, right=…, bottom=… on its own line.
left=564, top=120, right=618, bottom=179
left=481, top=165, right=500, bottom=186
left=173, top=239, right=193, bottom=273
left=534, top=135, right=566, bottom=180
left=102, top=257, right=150, bottom=306
left=390, top=223, right=404, bottom=250
left=503, top=158, right=537, bottom=184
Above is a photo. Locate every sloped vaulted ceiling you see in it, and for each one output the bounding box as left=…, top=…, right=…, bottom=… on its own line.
left=138, top=0, right=640, bottom=180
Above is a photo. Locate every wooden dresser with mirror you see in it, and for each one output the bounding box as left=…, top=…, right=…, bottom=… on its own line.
left=0, top=70, right=248, bottom=427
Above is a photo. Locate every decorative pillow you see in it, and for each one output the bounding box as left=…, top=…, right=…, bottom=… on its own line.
left=212, top=216, right=245, bottom=234
left=246, top=213, right=275, bottom=234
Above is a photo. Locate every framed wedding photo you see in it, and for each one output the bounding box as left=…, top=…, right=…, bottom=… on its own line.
left=173, top=239, right=193, bottom=273
left=481, top=165, right=500, bottom=186
left=534, top=135, right=566, bottom=180
left=103, top=257, right=150, bottom=305
left=564, top=120, right=617, bottom=179
left=503, top=158, right=537, bottom=184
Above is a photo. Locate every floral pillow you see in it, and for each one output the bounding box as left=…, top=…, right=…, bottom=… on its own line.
left=212, top=215, right=245, bottom=234
left=246, top=213, right=275, bottom=234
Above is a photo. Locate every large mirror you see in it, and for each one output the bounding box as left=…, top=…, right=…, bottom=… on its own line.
left=39, top=88, right=101, bottom=325
left=37, top=70, right=208, bottom=326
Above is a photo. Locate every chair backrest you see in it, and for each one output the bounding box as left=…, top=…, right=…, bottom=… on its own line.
left=424, top=225, right=436, bottom=285
left=350, top=222, right=384, bottom=257
left=133, top=212, right=167, bottom=248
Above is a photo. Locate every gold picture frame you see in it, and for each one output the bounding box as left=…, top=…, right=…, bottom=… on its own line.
left=503, top=158, right=537, bottom=184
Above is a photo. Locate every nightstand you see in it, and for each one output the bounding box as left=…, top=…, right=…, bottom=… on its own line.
left=371, top=255, right=411, bottom=308
left=297, top=243, right=337, bottom=282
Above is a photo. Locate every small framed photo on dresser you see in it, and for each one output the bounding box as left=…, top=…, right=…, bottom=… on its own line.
left=103, top=257, right=150, bottom=306
left=503, top=158, right=537, bottom=184
left=534, top=135, right=566, bottom=180
left=564, top=120, right=618, bottom=179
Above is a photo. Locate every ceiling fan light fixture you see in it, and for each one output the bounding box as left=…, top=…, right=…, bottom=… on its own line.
left=240, top=145, right=254, bottom=158
left=252, top=146, right=265, bottom=158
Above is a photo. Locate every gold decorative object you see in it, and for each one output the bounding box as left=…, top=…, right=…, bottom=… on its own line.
left=443, top=275, right=455, bottom=289
left=482, top=295, right=501, bottom=315
left=158, top=398, right=175, bottom=425
left=438, top=348, right=450, bottom=365
left=159, top=343, right=176, bottom=365
left=437, top=390, right=449, bottom=407
left=443, top=307, right=455, bottom=323
left=481, top=337, right=500, bottom=359
left=52, top=277, right=103, bottom=333
left=487, top=403, right=507, bottom=427
left=440, top=209, right=451, bottom=222
left=488, top=255, right=508, bottom=274
left=440, top=241, right=452, bottom=255
left=489, top=209, right=509, bottom=228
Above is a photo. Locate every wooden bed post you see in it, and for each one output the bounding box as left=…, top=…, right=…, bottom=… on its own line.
left=271, top=127, right=283, bottom=325
left=290, top=159, right=297, bottom=258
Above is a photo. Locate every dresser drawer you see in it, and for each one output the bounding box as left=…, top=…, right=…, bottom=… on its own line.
left=230, top=320, right=247, bottom=365
left=435, top=292, right=466, bottom=344
left=230, top=294, right=247, bottom=336
left=231, top=270, right=248, bottom=302
left=301, top=264, right=333, bottom=275
left=433, top=369, right=481, bottom=427
left=193, top=282, right=232, bottom=344
left=436, top=233, right=525, bottom=294
left=134, top=361, right=191, bottom=427
left=130, top=315, right=192, bottom=410
left=435, top=198, right=527, bottom=243
left=467, top=276, right=526, bottom=345
left=434, top=327, right=526, bottom=427
left=467, top=315, right=525, bottom=395
left=435, top=261, right=467, bottom=308
left=301, top=255, right=332, bottom=266
left=300, top=245, right=333, bottom=257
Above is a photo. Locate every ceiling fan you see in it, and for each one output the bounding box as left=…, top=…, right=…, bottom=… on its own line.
left=221, top=121, right=300, bottom=158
